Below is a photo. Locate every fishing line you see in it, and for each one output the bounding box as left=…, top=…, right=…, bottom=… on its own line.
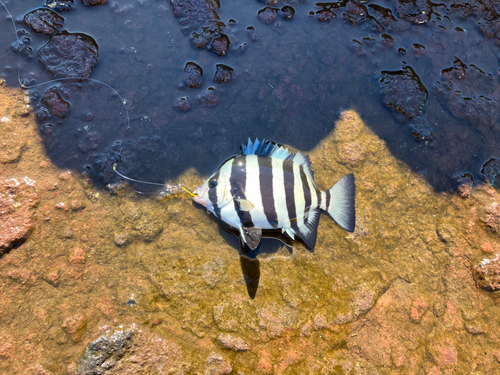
left=113, top=164, right=198, bottom=197
left=0, top=0, right=130, bottom=129
left=1, top=1, right=197, bottom=197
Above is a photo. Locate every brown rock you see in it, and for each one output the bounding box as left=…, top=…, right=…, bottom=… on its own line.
left=62, top=315, right=88, bottom=343
left=0, top=177, right=38, bottom=255
left=23, top=8, right=64, bottom=36
left=42, top=87, right=70, bottom=118
left=216, top=334, right=251, bottom=352
left=472, top=254, right=500, bottom=291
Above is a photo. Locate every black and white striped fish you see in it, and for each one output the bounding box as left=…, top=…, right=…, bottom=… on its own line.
left=193, top=139, right=355, bottom=251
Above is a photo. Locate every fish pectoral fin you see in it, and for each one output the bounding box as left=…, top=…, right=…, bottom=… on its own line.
left=239, top=226, right=262, bottom=250
left=235, top=198, right=255, bottom=212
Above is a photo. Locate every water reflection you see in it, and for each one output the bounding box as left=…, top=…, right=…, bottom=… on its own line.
left=0, top=0, right=499, bottom=191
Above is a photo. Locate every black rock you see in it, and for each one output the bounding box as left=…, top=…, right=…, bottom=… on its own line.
left=74, top=328, right=134, bottom=375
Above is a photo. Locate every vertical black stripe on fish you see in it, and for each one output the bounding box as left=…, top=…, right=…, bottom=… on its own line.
left=282, top=160, right=296, bottom=225
left=300, top=165, right=312, bottom=222
left=325, top=189, right=331, bottom=211
left=230, top=156, right=254, bottom=227
left=258, top=156, right=278, bottom=228
left=209, top=169, right=220, bottom=218
left=317, top=190, right=322, bottom=210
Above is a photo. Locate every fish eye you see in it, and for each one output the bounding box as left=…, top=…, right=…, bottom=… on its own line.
left=208, top=178, right=218, bottom=188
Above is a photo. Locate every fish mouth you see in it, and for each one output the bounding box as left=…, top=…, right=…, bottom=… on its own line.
left=193, top=186, right=208, bottom=206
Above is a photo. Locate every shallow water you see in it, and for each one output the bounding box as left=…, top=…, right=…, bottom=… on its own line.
left=1, top=0, right=499, bottom=191
left=1, top=0, right=500, bottom=374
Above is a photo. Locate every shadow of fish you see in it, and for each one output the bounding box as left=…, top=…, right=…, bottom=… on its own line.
left=194, top=139, right=355, bottom=252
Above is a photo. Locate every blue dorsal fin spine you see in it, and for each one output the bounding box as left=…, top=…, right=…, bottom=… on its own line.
left=238, top=138, right=290, bottom=160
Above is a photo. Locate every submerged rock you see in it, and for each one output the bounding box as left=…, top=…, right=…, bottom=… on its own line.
left=38, top=31, right=99, bottom=78
left=170, top=0, right=228, bottom=52
left=184, top=62, right=203, bottom=88
left=472, top=254, right=500, bottom=291
left=481, top=158, right=500, bottom=187
left=0, top=177, right=38, bottom=256
left=42, top=87, right=70, bottom=118
left=70, top=326, right=191, bottom=374
left=44, top=0, right=75, bottom=12
left=81, top=0, right=106, bottom=6
left=197, top=87, right=218, bottom=107
left=213, top=64, right=233, bottom=83
left=23, top=8, right=65, bottom=36
left=258, top=7, right=279, bottom=24
left=436, top=58, right=499, bottom=128
left=394, top=0, right=432, bottom=24
left=380, top=66, right=428, bottom=120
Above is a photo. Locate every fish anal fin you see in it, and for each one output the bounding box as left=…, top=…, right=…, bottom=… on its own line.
left=296, top=210, right=320, bottom=250
left=239, top=226, right=262, bottom=250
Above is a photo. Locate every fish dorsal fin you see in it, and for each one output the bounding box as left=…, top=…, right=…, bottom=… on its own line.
left=239, top=226, right=262, bottom=250
left=238, top=138, right=292, bottom=160
left=288, top=151, right=315, bottom=182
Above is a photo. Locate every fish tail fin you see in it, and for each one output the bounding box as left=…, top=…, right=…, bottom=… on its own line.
left=325, top=174, right=356, bottom=232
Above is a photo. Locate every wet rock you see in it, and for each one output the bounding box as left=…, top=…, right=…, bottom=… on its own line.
left=170, top=0, right=227, bottom=51
left=428, top=344, right=458, bottom=367
left=133, top=217, right=163, bottom=242
left=281, top=6, right=295, bottom=19
left=436, top=58, right=499, bottom=128
left=114, top=232, right=130, bottom=247
left=453, top=173, right=474, bottom=198
left=106, top=181, right=128, bottom=198
left=44, top=0, right=75, bottom=12
left=211, top=34, right=230, bottom=56
left=78, top=131, right=101, bottom=153
left=81, top=0, right=106, bottom=6
left=214, top=64, right=233, bottom=83
left=315, top=3, right=338, bottom=21
left=38, top=31, right=99, bottom=78
left=73, top=328, right=133, bottom=373
left=62, top=315, right=88, bottom=343
left=472, top=254, right=500, bottom=291
left=197, top=87, right=218, bottom=107
left=216, top=334, right=251, bottom=352
left=479, top=192, right=500, bottom=234
left=394, top=0, right=432, bottom=24
left=258, top=7, right=279, bottom=24
left=246, top=26, right=258, bottom=41
left=342, top=0, right=370, bottom=24
left=184, top=62, right=203, bottom=88
left=23, top=9, right=65, bottom=36
left=205, top=352, right=232, bottom=375
left=380, top=66, right=428, bottom=120
left=409, top=116, right=433, bottom=142
left=174, top=97, right=191, bottom=111
left=42, top=87, right=70, bottom=118
left=71, top=326, right=190, bottom=374
left=0, top=177, right=38, bottom=256
left=481, top=158, right=500, bottom=187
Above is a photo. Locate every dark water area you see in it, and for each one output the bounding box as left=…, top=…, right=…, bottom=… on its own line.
left=1, top=0, right=499, bottom=191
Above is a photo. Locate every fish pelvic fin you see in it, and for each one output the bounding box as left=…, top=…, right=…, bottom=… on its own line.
left=325, top=174, right=356, bottom=232
left=239, top=226, right=262, bottom=250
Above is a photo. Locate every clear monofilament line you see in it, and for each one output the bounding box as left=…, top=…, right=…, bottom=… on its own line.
left=0, top=0, right=130, bottom=129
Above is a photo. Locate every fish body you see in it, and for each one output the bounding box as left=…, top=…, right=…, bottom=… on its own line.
left=194, top=139, right=355, bottom=250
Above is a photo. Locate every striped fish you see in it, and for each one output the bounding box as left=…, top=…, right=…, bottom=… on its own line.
left=193, top=139, right=355, bottom=251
